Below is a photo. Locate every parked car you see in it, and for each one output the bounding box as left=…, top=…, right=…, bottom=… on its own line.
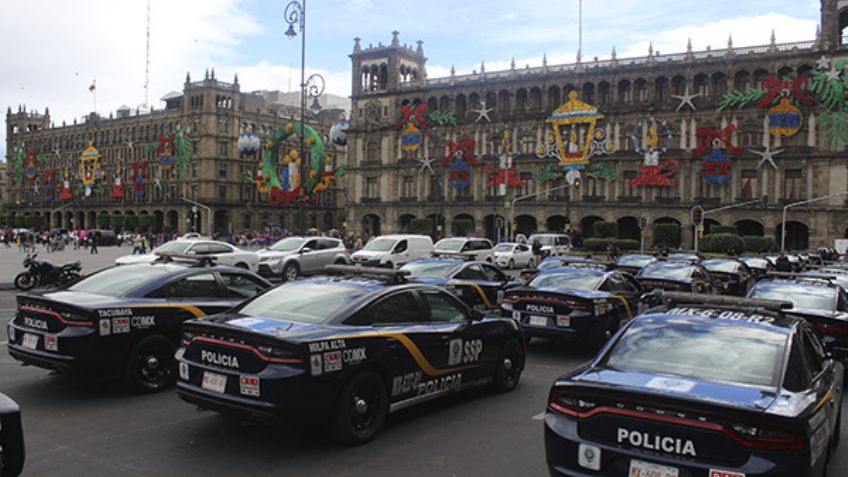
left=614, top=254, right=658, bottom=275
left=493, top=242, right=535, bottom=269
left=700, top=258, right=754, bottom=296
left=636, top=261, right=715, bottom=294
left=739, top=256, right=772, bottom=279
left=433, top=237, right=494, bottom=262
left=350, top=234, right=434, bottom=268
left=527, top=233, right=572, bottom=257
left=257, top=236, right=350, bottom=281
left=115, top=239, right=259, bottom=271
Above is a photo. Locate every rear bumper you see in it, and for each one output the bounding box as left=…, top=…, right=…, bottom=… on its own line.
left=8, top=344, right=78, bottom=373
left=544, top=412, right=816, bottom=477
left=176, top=382, right=280, bottom=420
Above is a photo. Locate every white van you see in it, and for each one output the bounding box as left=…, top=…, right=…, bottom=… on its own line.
left=351, top=234, right=434, bottom=269
left=433, top=237, right=494, bottom=262
left=528, top=233, right=572, bottom=257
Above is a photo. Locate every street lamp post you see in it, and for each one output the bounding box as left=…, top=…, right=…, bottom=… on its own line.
left=781, top=191, right=848, bottom=251
left=284, top=0, right=325, bottom=234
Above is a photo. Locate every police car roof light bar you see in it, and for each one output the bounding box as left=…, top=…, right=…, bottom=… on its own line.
left=324, top=264, right=411, bottom=284
left=661, top=291, right=793, bottom=311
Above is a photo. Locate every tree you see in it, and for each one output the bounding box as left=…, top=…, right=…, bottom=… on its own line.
left=97, top=213, right=111, bottom=229
left=124, top=215, right=139, bottom=231
left=111, top=214, right=125, bottom=231
left=652, top=223, right=681, bottom=248
left=451, top=219, right=474, bottom=237
left=409, top=218, right=434, bottom=236
left=138, top=214, right=155, bottom=232
left=593, top=221, right=618, bottom=239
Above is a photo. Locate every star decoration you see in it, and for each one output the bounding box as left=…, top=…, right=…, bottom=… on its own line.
left=827, top=67, right=841, bottom=82
left=471, top=99, right=493, bottom=123
left=417, top=155, right=437, bottom=174
left=33, top=184, right=39, bottom=194
left=671, top=86, right=701, bottom=112
left=816, top=55, right=830, bottom=71
left=752, top=144, right=783, bottom=170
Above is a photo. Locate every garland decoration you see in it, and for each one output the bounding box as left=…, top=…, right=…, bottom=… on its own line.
left=586, top=163, right=617, bottom=182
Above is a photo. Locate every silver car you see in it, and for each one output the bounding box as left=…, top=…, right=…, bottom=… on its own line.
left=257, top=237, right=350, bottom=281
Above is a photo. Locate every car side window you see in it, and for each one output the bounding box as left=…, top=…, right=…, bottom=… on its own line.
left=157, top=273, right=222, bottom=299
left=455, top=264, right=488, bottom=281
left=802, top=329, right=825, bottom=375
left=368, top=292, right=421, bottom=325
left=783, top=336, right=813, bottom=392
left=606, top=273, right=629, bottom=293
left=318, top=239, right=338, bottom=250
left=209, top=244, right=232, bottom=254
left=838, top=291, right=848, bottom=312
left=220, top=273, right=268, bottom=299
left=303, top=239, right=318, bottom=251
left=421, top=290, right=468, bottom=323
left=394, top=240, right=408, bottom=253
left=188, top=243, right=211, bottom=255
left=517, top=244, right=528, bottom=252
left=480, top=264, right=506, bottom=282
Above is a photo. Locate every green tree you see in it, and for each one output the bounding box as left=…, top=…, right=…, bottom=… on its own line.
left=111, top=214, right=125, bottom=231
left=652, top=223, right=681, bottom=248
left=593, top=221, right=618, bottom=239
left=97, top=212, right=111, bottom=229
left=138, top=214, right=155, bottom=232
left=124, top=215, right=139, bottom=231
left=451, top=219, right=474, bottom=236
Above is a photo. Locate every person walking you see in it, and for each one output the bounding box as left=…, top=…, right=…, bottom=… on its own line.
left=90, top=230, right=101, bottom=254
left=531, top=239, right=542, bottom=264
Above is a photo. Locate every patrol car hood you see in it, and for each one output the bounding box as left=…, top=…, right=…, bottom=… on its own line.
left=573, top=368, right=778, bottom=412
left=202, top=314, right=328, bottom=341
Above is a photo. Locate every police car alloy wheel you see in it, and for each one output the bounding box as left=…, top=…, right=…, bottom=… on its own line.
left=493, top=339, right=523, bottom=392
left=332, top=370, right=388, bottom=445
left=283, top=263, right=299, bottom=282
left=123, top=335, right=176, bottom=393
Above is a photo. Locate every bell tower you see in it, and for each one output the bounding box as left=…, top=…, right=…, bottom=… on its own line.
left=350, top=31, right=427, bottom=98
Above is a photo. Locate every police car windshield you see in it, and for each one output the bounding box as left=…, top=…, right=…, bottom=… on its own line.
left=434, top=239, right=465, bottom=252
left=153, top=241, right=192, bottom=254
left=494, top=243, right=515, bottom=252
left=606, top=317, right=786, bottom=387
left=618, top=255, right=654, bottom=266
left=749, top=282, right=836, bottom=310
left=363, top=238, right=397, bottom=252
left=269, top=237, right=305, bottom=251
left=702, top=260, right=739, bottom=273
left=639, top=263, right=693, bottom=280
left=68, top=266, right=171, bottom=297
left=400, top=261, right=460, bottom=278
left=530, top=235, right=556, bottom=246
left=238, top=282, right=367, bottom=323
left=529, top=269, right=604, bottom=291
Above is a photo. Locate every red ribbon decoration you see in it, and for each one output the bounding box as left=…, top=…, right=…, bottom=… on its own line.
left=395, top=103, right=429, bottom=130
left=694, top=125, right=740, bottom=157
left=440, top=139, right=477, bottom=167
left=757, top=74, right=814, bottom=108
left=155, top=133, right=176, bottom=155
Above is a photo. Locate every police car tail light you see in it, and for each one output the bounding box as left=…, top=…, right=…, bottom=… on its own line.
left=548, top=392, right=597, bottom=416
left=813, top=322, right=848, bottom=335
left=181, top=331, right=197, bottom=346
left=257, top=345, right=303, bottom=364
left=729, top=424, right=805, bottom=450
left=568, top=300, right=591, bottom=311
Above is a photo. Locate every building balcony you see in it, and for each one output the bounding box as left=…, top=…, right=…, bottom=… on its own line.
left=654, top=196, right=681, bottom=204
left=693, top=197, right=721, bottom=207
left=360, top=197, right=382, bottom=204
left=582, top=195, right=605, bottom=203
left=617, top=195, right=642, bottom=204
left=399, top=196, right=418, bottom=203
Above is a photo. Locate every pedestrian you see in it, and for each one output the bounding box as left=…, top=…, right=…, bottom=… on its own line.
left=776, top=253, right=792, bottom=272
left=90, top=230, right=101, bottom=254
left=531, top=239, right=542, bottom=264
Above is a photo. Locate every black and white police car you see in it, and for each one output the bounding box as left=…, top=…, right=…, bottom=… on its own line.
left=175, top=265, right=525, bottom=444
left=6, top=254, right=271, bottom=392
left=545, top=292, right=843, bottom=477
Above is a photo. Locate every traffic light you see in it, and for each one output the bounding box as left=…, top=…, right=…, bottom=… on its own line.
left=691, top=206, right=704, bottom=226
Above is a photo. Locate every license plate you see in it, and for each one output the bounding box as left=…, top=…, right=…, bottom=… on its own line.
left=529, top=315, right=547, bottom=326
left=202, top=371, right=227, bottom=393
left=556, top=315, right=570, bottom=327
left=629, top=459, right=679, bottom=477
left=22, top=333, right=38, bottom=350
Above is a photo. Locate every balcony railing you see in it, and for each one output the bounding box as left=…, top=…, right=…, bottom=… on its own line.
left=617, top=195, right=642, bottom=204
left=361, top=197, right=382, bottom=204
left=582, top=195, right=605, bottom=203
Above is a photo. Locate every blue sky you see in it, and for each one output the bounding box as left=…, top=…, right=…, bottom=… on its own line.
left=0, top=0, right=822, bottom=159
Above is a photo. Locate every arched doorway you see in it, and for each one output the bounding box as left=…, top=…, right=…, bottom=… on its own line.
left=452, top=214, right=475, bottom=236
left=581, top=216, right=605, bottom=238
left=735, top=219, right=764, bottom=237
left=546, top=215, right=568, bottom=232
left=704, top=218, right=721, bottom=235
left=776, top=221, right=809, bottom=250
left=154, top=210, right=164, bottom=233
left=362, top=214, right=381, bottom=238
left=323, top=212, right=334, bottom=231
left=515, top=215, right=538, bottom=238
left=483, top=214, right=507, bottom=242
left=399, top=214, right=416, bottom=233
left=52, top=211, right=62, bottom=229
left=214, top=210, right=229, bottom=237
left=75, top=211, right=85, bottom=229
left=87, top=211, right=96, bottom=229
left=65, top=212, right=73, bottom=230
left=617, top=217, right=640, bottom=240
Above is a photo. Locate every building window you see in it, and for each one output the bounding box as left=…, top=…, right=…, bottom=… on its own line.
left=454, top=186, right=470, bottom=200
left=784, top=169, right=802, bottom=201
left=242, top=185, right=252, bottom=201
left=244, top=213, right=251, bottom=230
left=218, top=141, right=228, bottom=157
left=520, top=172, right=533, bottom=196
left=218, top=117, right=229, bottom=134
left=402, top=175, right=415, bottom=198
left=218, top=162, right=227, bottom=178
left=623, top=171, right=637, bottom=197
left=699, top=179, right=720, bottom=199
left=366, top=177, right=379, bottom=199
left=218, top=185, right=227, bottom=199
left=520, top=138, right=535, bottom=154
left=741, top=169, right=758, bottom=200
left=191, top=162, right=199, bottom=177
left=430, top=174, right=443, bottom=199
left=366, top=141, right=380, bottom=163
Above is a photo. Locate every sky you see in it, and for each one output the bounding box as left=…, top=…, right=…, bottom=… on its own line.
left=0, top=0, right=823, bottom=159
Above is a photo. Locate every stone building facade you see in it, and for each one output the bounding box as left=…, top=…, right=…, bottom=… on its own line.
left=345, top=1, right=848, bottom=250
left=4, top=70, right=345, bottom=236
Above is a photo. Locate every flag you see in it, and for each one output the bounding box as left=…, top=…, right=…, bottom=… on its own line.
left=89, top=80, right=96, bottom=93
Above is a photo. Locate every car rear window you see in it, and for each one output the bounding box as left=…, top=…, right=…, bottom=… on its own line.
left=529, top=269, right=604, bottom=291
left=237, top=281, right=368, bottom=323
left=434, top=239, right=465, bottom=252
left=617, top=255, right=654, bottom=266
left=702, top=260, right=739, bottom=273
left=748, top=282, right=836, bottom=311
left=69, top=266, right=172, bottom=297
left=400, top=261, right=460, bottom=278
left=606, top=317, right=787, bottom=387
left=639, top=263, right=693, bottom=280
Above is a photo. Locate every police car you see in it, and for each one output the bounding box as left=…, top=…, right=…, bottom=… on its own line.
left=615, top=254, right=658, bottom=275
left=6, top=255, right=272, bottom=392
left=636, top=261, right=715, bottom=294
left=399, top=256, right=518, bottom=311
left=748, top=274, right=848, bottom=360
left=175, top=265, right=525, bottom=444
left=545, top=292, right=843, bottom=477
left=701, top=258, right=754, bottom=296
left=503, top=267, right=641, bottom=347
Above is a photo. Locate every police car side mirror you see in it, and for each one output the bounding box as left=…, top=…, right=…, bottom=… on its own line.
left=300, top=247, right=312, bottom=254
left=470, top=309, right=485, bottom=321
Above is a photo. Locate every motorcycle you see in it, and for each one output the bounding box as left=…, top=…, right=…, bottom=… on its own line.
left=14, top=253, right=83, bottom=291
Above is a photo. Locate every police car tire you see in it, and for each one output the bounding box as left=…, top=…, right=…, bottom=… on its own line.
left=282, top=263, right=299, bottom=282
left=122, top=335, right=176, bottom=393
left=493, top=339, right=523, bottom=392
left=331, top=370, right=387, bottom=445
